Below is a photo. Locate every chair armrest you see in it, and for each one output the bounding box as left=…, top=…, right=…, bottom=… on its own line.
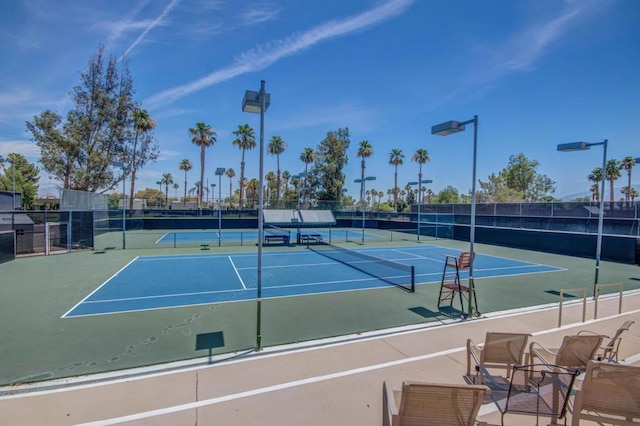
left=467, top=338, right=483, bottom=376
left=577, top=330, right=609, bottom=339
left=529, top=341, right=558, bottom=367
left=383, top=380, right=398, bottom=426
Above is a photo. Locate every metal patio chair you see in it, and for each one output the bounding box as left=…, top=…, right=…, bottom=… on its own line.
left=492, top=364, right=579, bottom=426
left=528, top=334, right=604, bottom=373
left=382, top=380, right=489, bottom=426
left=572, top=360, right=640, bottom=426
left=467, top=332, right=531, bottom=387
left=578, top=320, right=634, bottom=363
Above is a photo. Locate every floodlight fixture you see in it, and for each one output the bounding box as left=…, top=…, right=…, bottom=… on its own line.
left=242, top=80, right=270, bottom=351
left=431, top=115, right=479, bottom=318
left=557, top=139, right=607, bottom=295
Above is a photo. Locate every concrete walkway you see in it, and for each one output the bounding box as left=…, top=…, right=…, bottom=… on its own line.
left=1, top=291, right=639, bottom=425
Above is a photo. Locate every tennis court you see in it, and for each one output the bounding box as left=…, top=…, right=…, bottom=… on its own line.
left=63, top=245, right=563, bottom=317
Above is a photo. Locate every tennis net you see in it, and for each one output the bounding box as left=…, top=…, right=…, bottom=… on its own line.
left=309, top=242, right=415, bottom=292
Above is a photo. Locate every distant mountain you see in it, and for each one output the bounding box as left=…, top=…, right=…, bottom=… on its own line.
left=560, top=184, right=640, bottom=201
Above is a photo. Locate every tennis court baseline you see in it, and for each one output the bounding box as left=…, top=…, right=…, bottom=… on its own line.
left=63, top=245, right=564, bottom=317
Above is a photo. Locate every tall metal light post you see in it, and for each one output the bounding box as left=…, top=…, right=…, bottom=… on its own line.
left=354, top=176, right=376, bottom=242
left=557, top=140, right=608, bottom=296
left=156, top=181, right=163, bottom=208
left=111, top=161, right=130, bottom=250
left=242, top=80, right=270, bottom=351
left=215, top=168, right=225, bottom=235
left=432, top=115, right=479, bottom=318
left=408, top=179, right=433, bottom=241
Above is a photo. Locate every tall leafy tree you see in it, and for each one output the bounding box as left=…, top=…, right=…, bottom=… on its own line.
left=436, top=185, right=460, bottom=204
left=268, top=136, right=287, bottom=205
left=178, top=159, right=192, bottom=206
left=232, top=124, right=256, bottom=209
left=313, top=128, right=350, bottom=202
left=619, top=156, right=636, bottom=201
left=411, top=148, right=431, bottom=204
left=129, top=109, right=159, bottom=208
left=500, top=153, right=556, bottom=201
left=0, top=153, right=40, bottom=208
left=26, top=45, right=144, bottom=192
left=605, top=158, right=621, bottom=202
left=389, top=148, right=404, bottom=212
left=188, top=122, right=217, bottom=206
left=356, top=140, right=373, bottom=208
left=588, top=167, right=603, bottom=202
left=225, top=168, right=236, bottom=208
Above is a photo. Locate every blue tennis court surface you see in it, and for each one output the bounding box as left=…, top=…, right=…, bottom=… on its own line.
left=155, top=229, right=381, bottom=244
left=63, top=245, right=564, bottom=317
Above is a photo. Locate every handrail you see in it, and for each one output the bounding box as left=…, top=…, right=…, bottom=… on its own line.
left=558, top=287, right=587, bottom=328
left=594, top=282, right=624, bottom=319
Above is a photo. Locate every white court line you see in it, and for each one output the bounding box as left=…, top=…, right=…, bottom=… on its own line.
left=154, top=232, right=171, bottom=244
left=82, top=287, right=243, bottom=304
left=229, top=256, right=246, bottom=290
left=61, top=256, right=140, bottom=318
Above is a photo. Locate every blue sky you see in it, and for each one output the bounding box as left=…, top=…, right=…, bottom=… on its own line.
left=1, top=0, right=639, bottom=200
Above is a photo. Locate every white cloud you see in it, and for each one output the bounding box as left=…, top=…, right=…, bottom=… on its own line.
left=0, top=140, right=41, bottom=159
left=239, top=5, right=280, bottom=26
left=145, top=0, right=415, bottom=108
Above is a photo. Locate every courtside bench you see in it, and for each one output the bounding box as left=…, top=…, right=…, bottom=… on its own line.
left=264, top=234, right=290, bottom=245
left=300, top=234, right=323, bottom=244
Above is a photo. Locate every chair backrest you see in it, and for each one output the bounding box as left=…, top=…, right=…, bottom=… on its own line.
left=573, top=361, right=640, bottom=425
left=602, top=320, right=634, bottom=360
left=399, top=381, right=488, bottom=426
left=458, top=252, right=474, bottom=270
left=555, top=335, right=603, bottom=370
left=481, top=332, right=530, bottom=365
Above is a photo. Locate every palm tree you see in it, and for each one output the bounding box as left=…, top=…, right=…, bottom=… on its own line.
left=268, top=136, right=287, bottom=206
left=129, top=109, right=157, bottom=209
left=161, top=173, right=173, bottom=207
left=356, top=140, right=374, bottom=209
left=299, top=147, right=315, bottom=204
left=588, top=167, right=603, bottom=202
left=389, top=149, right=404, bottom=212
left=225, top=168, right=236, bottom=208
left=178, top=159, right=192, bottom=206
left=173, top=183, right=179, bottom=199
left=411, top=148, right=431, bottom=204
left=605, top=159, right=621, bottom=202
left=630, top=187, right=639, bottom=202
left=188, top=182, right=201, bottom=199
left=426, top=188, right=434, bottom=203
left=188, top=122, right=216, bottom=206
left=232, top=124, right=256, bottom=209
left=620, top=156, right=636, bottom=201
left=246, top=178, right=259, bottom=208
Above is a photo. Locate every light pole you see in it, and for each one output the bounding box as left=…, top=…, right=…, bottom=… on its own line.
left=215, top=168, right=225, bottom=235
left=408, top=179, right=433, bottom=241
left=242, top=80, right=270, bottom=351
left=156, top=181, right=163, bottom=208
left=354, top=176, right=376, bottom=242
left=432, top=115, right=479, bottom=318
left=111, top=161, right=130, bottom=250
left=557, top=140, right=608, bottom=296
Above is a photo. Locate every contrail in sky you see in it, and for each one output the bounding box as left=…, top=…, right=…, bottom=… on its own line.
left=145, top=0, right=415, bottom=108
left=120, top=0, right=182, bottom=61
